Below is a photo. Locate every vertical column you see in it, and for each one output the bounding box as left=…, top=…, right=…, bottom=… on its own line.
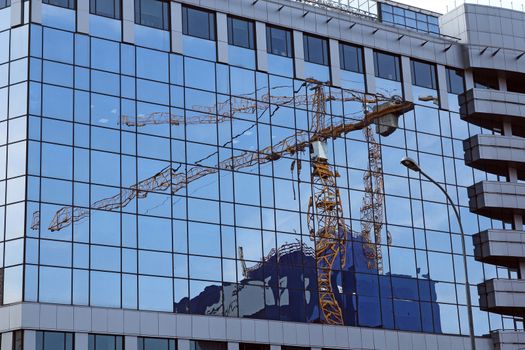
left=363, top=47, right=376, bottom=94
left=77, top=0, right=90, bottom=34
left=10, top=0, right=23, bottom=27
left=30, top=0, right=42, bottom=24
left=400, top=56, right=413, bottom=102
left=178, top=339, right=191, bottom=350
left=437, top=64, right=449, bottom=110
left=217, top=13, right=228, bottom=64
left=270, top=345, right=281, bottom=350
left=464, top=70, right=474, bottom=90
left=329, top=39, right=340, bottom=87
left=1, top=332, right=13, bottom=350
left=75, top=333, right=89, bottom=350
left=125, top=336, right=138, bottom=350
left=122, top=0, right=135, bottom=44
left=24, top=330, right=36, bottom=350
left=255, top=22, right=268, bottom=72
left=293, top=30, right=304, bottom=80
left=498, top=71, right=507, bottom=91
left=171, top=2, right=183, bottom=54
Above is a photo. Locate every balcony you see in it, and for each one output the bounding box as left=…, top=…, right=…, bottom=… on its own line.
left=478, top=279, right=525, bottom=317
left=464, top=134, right=525, bottom=180
left=468, top=181, right=525, bottom=222
left=473, top=229, right=525, bottom=268
left=459, top=89, right=525, bottom=137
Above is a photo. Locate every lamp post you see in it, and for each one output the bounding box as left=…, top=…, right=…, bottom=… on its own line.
left=400, top=156, right=476, bottom=350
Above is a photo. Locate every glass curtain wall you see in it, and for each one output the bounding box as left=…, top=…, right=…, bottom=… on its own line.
left=1, top=1, right=518, bottom=338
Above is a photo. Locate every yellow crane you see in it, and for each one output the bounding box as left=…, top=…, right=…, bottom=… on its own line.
left=35, top=80, right=413, bottom=325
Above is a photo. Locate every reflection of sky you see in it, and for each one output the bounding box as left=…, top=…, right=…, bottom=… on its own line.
left=19, top=31, right=510, bottom=334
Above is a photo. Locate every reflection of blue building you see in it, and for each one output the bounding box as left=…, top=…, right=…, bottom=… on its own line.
left=175, top=234, right=442, bottom=333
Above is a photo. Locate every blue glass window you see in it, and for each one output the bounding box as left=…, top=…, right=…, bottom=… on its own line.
left=227, top=16, right=254, bottom=49
left=90, top=0, right=120, bottom=19
left=138, top=338, right=176, bottom=350
left=374, top=51, right=401, bottom=81
left=36, top=332, right=74, bottom=350
left=135, top=0, right=170, bottom=30
left=446, top=67, right=465, bottom=94
left=266, top=25, right=292, bottom=57
left=303, top=34, right=329, bottom=66
left=0, top=0, right=10, bottom=9
left=88, top=335, right=123, bottom=350
left=43, top=0, right=75, bottom=9
left=182, top=6, right=216, bottom=40
left=339, top=42, right=363, bottom=73
left=411, top=59, right=437, bottom=89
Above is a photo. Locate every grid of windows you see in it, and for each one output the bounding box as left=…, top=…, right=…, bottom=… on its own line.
left=411, top=60, right=437, bottom=90
left=266, top=26, right=292, bottom=58
left=227, top=17, right=255, bottom=50
left=43, top=0, right=75, bottom=10
left=303, top=34, right=329, bottom=66
left=0, top=2, right=521, bottom=338
left=135, top=0, right=170, bottom=31
left=90, top=0, right=121, bottom=20
left=182, top=6, right=216, bottom=41
left=374, top=51, right=401, bottom=81
left=339, top=43, right=363, bottom=73
left=379, top=3, right=439, bottom=35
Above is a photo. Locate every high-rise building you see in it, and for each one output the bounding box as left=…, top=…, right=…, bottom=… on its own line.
left=0, top=0, right=524, bottom=349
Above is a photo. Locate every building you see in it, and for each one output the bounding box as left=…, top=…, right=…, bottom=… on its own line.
left=0, top=0, right=524, bottom=349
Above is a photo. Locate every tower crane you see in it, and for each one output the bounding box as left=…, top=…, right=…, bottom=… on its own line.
left=35, top=80, right=413, bottom=325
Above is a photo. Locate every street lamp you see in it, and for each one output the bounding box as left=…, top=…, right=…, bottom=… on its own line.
left=400, top=156, right=477, bottom=350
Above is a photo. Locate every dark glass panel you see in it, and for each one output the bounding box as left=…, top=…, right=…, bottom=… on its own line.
left=411, top=59, right=437, bottom=89
left=90, top=0, right=121, bottom=19
left=303, top=34, right=329, bottom=66
left=374, top=51, right=401, bottom=81
left=191, top=341, right=227, bottom=350
left=266, top=26, right=292, bottom=57
left=339, top=43, right=363, bottom=73
left=135, top=0, right=169, bottom=30
left=43, top=0, right=75, bottom=9
left=182, top=6, right=216, bottom=40
left=228, top=17, right=255, bottom=49
left=446, top=68, right=465, bottom=94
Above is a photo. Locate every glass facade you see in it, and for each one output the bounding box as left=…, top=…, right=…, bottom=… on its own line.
left=0, top=0, right=520, bottom=340
left=378, top=2, right=440, bottom=35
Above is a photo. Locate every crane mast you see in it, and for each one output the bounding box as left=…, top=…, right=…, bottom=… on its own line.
left=34, top=80, right=414, bottom=326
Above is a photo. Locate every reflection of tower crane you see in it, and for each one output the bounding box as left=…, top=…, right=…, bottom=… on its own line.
left=36, top=80, right=413, bottom=325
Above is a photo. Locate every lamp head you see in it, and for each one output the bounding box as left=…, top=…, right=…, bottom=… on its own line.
left=400, top=157, right=421, bottom=172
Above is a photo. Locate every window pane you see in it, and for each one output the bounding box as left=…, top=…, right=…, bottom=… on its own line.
left=374, top=51, right=400, bottom=81
left=446, top=68, right=465, bottom=94
left=135, top=0, right=169, bottom=30
left=303, top=34, right=328, bottom=66
left=267, top=26, right=292, bottom=57
left=43, top=0, right=75, bottom=9
left=339, top=43, right=363, bottom=73
left=411, top=60, right=436, bottom=89
left=90, top=0, right=121, bottom=19
left=228, top=17, right=254, bottom=49
left=183, top=6, right=215, bottom=40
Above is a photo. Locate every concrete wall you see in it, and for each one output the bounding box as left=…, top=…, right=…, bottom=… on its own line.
left=0, top=303, right=490, bottom=350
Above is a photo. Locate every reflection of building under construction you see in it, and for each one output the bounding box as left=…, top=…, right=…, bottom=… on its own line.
left=175, top=233, right=442, bottom=333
